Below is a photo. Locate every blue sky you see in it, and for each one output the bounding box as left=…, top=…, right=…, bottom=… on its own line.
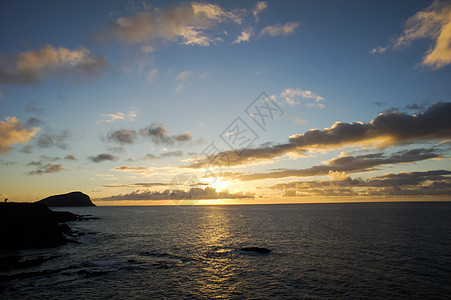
left=1, top=0, right=450, bottom=205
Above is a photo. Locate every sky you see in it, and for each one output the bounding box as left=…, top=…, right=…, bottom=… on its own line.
left=0, top=0, right=450, bottom=205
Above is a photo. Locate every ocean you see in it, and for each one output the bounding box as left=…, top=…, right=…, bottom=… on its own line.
left=1, top=202, right=451, bottom=299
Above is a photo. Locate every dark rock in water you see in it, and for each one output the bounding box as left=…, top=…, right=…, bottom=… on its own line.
left=240, top=247, right=271, bottom=254
left=37, top=191, right=96, bottom=207
left=0, top=202, right=80, bottom=250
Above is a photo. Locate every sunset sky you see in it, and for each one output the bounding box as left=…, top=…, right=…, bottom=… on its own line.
left=1, top=0, right=450, bottom=205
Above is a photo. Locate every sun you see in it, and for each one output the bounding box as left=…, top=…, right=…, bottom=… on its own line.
left=204, top=178, right=232, bottom=192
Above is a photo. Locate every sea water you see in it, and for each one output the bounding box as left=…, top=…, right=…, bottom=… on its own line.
left=1, top=202, right=451, bottom=299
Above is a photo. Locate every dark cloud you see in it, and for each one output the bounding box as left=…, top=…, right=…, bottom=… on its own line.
left=27, top=163, right=63, bottom=175
left=236, top=148, right=441, bottom=181
left=289, top=102, right=451, bottom=148
left=142, top=153, right=158, bottom=160
left=112, top=166, right=150, bottom=172
left=24, top=117, right=43, bottom=128
left=36, top=129, right=71, bottom=149
left=268, top=170, right=451, bottom=197
left=185, top=102, right=451, bottom=168
left=139, top=123, right=192, bottom=145
left=173, top=132, right=192, bottom=142
left=186, top=143, right=299, bottom=168
left=20, top=144, right=33, bottom=154
left=0, top=45, right=108, bottom=85
left=88, top=153, right=118, bottom=163
left=96, top=187, right=255, bottom=201
left=161, top=150, right=184, bottom=157
left=64, top=154, right=76, bottom=160
left=107, top=129, right=137, bottom=144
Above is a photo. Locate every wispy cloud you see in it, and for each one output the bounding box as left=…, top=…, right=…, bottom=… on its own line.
left=0, top=117, right=39, bottom=154
left=281, top=88, right=325, bottom=107
left=0, top=45, right=108, bottom=85
left=176, top=70, right=192, bottom=80
left=252, top=1, right=268, bottom=22
left=259, top=22, right=299, bottom=37
left=232, top=27, right=254, bottom=44
left=146, top=68, right=158, bottom=83
left=374, top=1, right=451, bottom=69
left=109, top=2, right=242, bottom=46
left=370, top=46, right=387, bottom=54
left=97, top=111, right=137, bottom=123
left=27, top=163, right=63, bottom=175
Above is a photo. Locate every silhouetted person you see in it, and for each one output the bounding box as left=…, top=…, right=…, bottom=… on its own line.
left=4, top=198, right=7, bottom=203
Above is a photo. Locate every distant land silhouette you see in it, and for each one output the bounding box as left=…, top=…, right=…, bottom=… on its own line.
left=37, top=191, right=96, bottom=207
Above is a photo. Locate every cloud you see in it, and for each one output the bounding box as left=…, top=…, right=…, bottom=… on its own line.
left=139, top=123, right=192, bottom=144
left=146, top=68, right=158, bottom=83
left=252, top=1, right=268, bottom=22
left=139, top=151, right=184, bottom=160
left=112, top=166, right=153, bottom=173
left=186, top=102, right=451, bottom=168
left=142, top=153, right=158, bottom=160
left=259, top=22, right=299, bottom=37
left=24, top=101, right=44, bottom=115
left=293, top=116, right=308, bottom=124
left=281, top=88, right=325, bottom=107
left=236, top=148, right=441, bottom=181
left=109, top=2, right=242, bottom=47
left=374, top=1, right=451, bottom=69
left=232, top=27, right=254, bottom=44
left=25, top=155, right=74, bottom=174
left=0, top=117, right=39, bottom=154
left=102, top=182, right=171, bottom=188
left=97, top=111, right=137, bottom=123
left=289, top=102, right=451, bottom=149
left=107, top=129, right=138, bottom=144
left=185, top=143, right=300, bottom=169
left=0, top=44, right=108, bottom=85
left=97, top=186, right=254, bottom=201
left=176, top=83, right=186, bottom=92
left=269, top=170, right=451, bottom=197
left=370, top=46, right=387, bottom=54
left=27, top=163, right=63, bottom=175
left=176, top=70, right=192, bottom=80
left=140, top=45, right=154, bottom=53
left=36, top=129, right=71, bottom=149
left=329, top=170, right=350, bottom=181
left=24, top=117, right=44, bottom=128
left=161, top=150, right=184, bottom=157
left=89, top=153, right=118, bottom=163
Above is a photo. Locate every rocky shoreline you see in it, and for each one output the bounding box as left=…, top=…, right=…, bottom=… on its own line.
left=0, top=202, right=82, bottom=250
